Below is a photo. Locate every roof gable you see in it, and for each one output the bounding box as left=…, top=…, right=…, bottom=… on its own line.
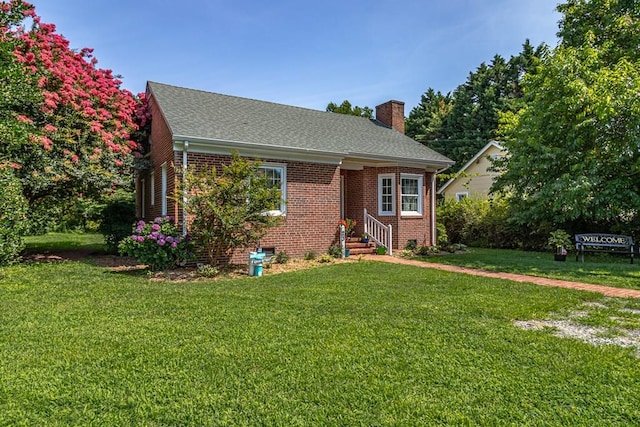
left=147, top=81, right=453, bottom=168
left=438, top=141, right=506, bottom=194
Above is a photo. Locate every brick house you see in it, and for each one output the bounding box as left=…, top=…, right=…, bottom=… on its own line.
left=137, top=81, right=453, bottom=262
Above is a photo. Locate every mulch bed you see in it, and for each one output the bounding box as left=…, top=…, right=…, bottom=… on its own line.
left=22, top=249, right=359, bottom=282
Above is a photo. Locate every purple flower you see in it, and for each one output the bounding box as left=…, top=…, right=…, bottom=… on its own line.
left=157, top=239, right=166, bottom=246
left=166, top=236, right=174, bottom=244
left=151, top=224, right=161, bottom=231
left=154, top=217, right=163, bottom=224
left=137, top=235, right=145, bottom=243
left=148, top=232, right=158, bottom=240
left=137, top=220, right=145, bottom=227
left=166, top=216, right=174, bottom=222
left=171, top=242, right=178, bottom=248
left=135, top=226, right=143, bottom=233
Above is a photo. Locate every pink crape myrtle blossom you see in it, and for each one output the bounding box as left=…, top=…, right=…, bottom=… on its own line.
left=0, top=0, right=149, bottom=204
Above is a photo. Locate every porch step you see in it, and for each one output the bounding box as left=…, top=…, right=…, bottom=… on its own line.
left=347, top=247, right=377, bottom=255
left=346, top=239, right=377, bottom=255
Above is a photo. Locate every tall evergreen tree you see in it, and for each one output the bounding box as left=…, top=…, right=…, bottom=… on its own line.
left=407, top=41, right=545, bottom=171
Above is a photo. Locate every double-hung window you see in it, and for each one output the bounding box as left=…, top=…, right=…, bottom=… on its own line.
left=400, top=174, right=423, bottom=216
left=150, top=171, right=155, bottom=206
left=161, top=163, right=167, bottom=215
left=258, top=163, right=286, bottom=215
left=378, top=174, right=396, bottom=216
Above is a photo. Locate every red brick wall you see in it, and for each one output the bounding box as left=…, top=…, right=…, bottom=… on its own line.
left=343, top=167, right=434, bottom=250
left=175, top=153, right=342, bottom=263
left=138, top=93, right=180, bottom=223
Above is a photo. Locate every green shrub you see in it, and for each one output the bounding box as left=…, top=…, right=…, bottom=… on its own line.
left=57, top=196, right=104, bottom=232
left=0, top=167, right=28, bottom=265
left=327, top=244, right=342, bottom=258
left=437, top=196, right=523, bottom=249
left=404, top=240, right=417, bottom=251
left=317, top=254, right=334, bottom=263
left=24, top=197, right=62, bottom=235
left=197, top=264, right=219, bottom=277
left=436, top=222, right=449, bottom=246
left=415, top=245, right=438, bottom=256
left=273, top=251, right=290, bottom=264
left=99, top=190, right=136, bottom=253
left=399, top=249, right=414, bottom=258
left=118, top=216, right=192, bottom=271
left=179, top=153, right=283, bottom=266
left=304, top=251, right=317, bottom=261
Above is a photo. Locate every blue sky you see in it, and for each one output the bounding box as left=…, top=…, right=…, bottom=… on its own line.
left=36, top=1, right=561, bottom=113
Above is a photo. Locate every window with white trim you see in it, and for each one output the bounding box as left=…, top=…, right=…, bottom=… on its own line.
left=378, top=173, right=396, bottom=216
left=140, top=178, right=145, bottom=218
left=258, top=163, right=286, bottom=215
left=456, top=192, right=468, bottom=202
left=400, top=174, right=423, bottom=216
left=161, top=163, right=167, bottom=215
left=150, top=171, right=155, bottom=206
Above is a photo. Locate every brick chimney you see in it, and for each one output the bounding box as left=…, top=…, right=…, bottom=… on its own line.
left=376, top=100, right=405, bottom=134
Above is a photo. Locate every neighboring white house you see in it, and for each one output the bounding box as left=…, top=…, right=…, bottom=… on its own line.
left=438, top=141, right=506, bottom=201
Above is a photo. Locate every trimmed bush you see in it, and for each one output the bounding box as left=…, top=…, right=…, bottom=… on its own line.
left=0, top=167, right=28, bottom=265
left=99, top=190, right=136, bottom=253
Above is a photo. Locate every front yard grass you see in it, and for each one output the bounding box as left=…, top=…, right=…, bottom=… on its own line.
left=417, top=247, right=640, bottom=290
left=23, top=232, right=105, bottom=253
left=2, top=259, right=640, bottom=425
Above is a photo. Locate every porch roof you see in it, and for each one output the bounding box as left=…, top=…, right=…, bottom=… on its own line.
left=148, top=81, right=454, bottom=169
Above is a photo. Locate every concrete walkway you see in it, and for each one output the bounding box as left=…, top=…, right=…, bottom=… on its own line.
left=361, top=255, right=640, bottom=299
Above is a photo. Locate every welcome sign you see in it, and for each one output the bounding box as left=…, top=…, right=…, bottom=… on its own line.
left=575, top=234, right=633, bottom=246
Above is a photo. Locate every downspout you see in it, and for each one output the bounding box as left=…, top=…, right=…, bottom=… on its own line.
left=182, top=141, right=189, bottom=236
left=430, top=166, right=448, bottom=246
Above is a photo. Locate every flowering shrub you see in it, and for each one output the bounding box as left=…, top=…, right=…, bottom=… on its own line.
left=118, top=216, right=192, bottom=270
left=0, top=0, right=145, bottom=215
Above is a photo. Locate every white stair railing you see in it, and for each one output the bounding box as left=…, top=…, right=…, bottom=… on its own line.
left=363, top=208, right=393, bottom=255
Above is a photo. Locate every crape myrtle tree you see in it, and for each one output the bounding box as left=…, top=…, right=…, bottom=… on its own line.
left=493, top=0, right=640, bottom=236
left=0, top=0, right=144, bottom=224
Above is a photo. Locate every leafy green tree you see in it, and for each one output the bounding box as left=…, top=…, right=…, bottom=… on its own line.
left=494, top=0, right=640, bottom=234
left=557, top=0, right=639, bottom=62
left=99, top=190, right=137, bottom=253
left=326, top=100, right=373, bottom=118
left=180, top=153, right=284, bottom=265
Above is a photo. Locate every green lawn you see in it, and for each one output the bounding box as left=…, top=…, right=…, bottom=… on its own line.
left=416, top=247, right=640, bottom=290
left=23, top=232, right=106, bottom=253
left=1, top=259, right=640, bottom=425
